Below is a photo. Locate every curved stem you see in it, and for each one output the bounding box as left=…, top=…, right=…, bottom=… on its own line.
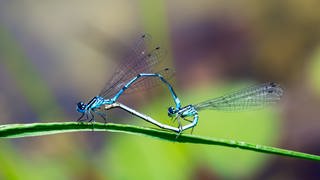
left=0, top=122, right=319, bottom=161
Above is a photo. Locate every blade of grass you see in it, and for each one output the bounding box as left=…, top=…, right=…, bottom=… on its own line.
left=0, top=122, right=319, bottom=161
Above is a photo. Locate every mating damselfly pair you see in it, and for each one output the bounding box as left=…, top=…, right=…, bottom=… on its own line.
left=76, top=34, right=283, bottom=134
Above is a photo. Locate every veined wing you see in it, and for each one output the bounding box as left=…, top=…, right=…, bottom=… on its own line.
left=106, top=34, right=152, bottom=86
left=194, top=82, right=283, bottom=111
left=99, top=34, right=166, bottom=98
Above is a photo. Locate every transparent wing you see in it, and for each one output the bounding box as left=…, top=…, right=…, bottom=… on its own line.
left=99, top=34, right=167, bottom=98
left=105, top=34, right=152, bottom=86
left=194, top=82, right=283, bottom=111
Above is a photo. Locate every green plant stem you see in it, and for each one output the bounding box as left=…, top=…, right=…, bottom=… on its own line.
left=0, top=122, right=319, bottom=161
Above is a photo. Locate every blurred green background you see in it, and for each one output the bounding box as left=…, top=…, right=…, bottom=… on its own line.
left=1, top=0, right=320, bottom=179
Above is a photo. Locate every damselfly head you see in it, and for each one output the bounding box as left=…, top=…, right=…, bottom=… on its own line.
left=168, top=106, right=176, bottom=117
left=76, top=102, right=86, bottom=113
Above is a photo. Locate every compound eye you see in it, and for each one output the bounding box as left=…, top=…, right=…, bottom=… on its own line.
left=77, top=102, right=85, bottom=109
left=168, top=107, right=174, bottom=114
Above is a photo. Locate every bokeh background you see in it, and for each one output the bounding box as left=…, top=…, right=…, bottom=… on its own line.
left=1, top=0, right=320, bottom=179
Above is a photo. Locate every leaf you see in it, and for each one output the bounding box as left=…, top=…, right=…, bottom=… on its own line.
left=0, top=122, right=319, bottom=161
